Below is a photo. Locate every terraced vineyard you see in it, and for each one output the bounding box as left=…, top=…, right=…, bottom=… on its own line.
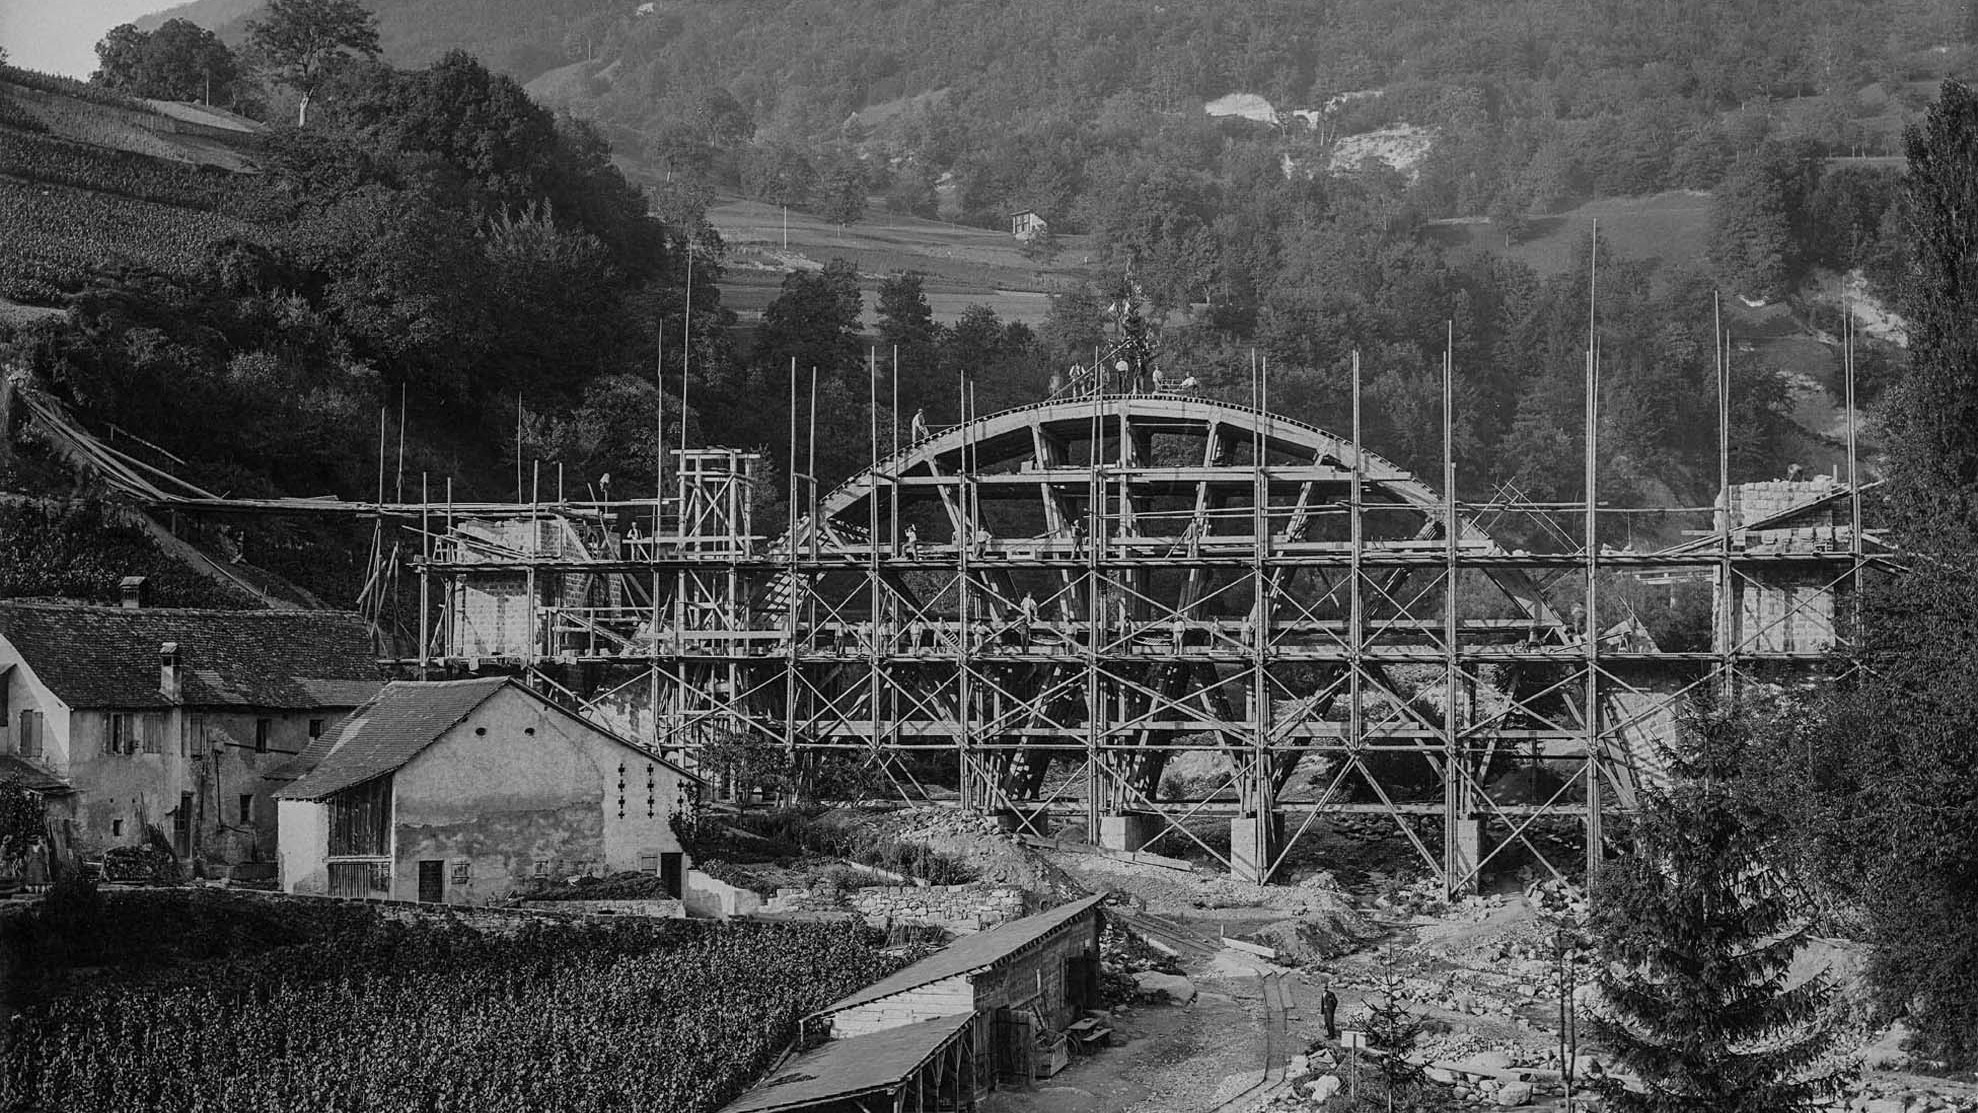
left=0, top=72, right=271, bottom=301
left=0, top=176, right=257, bottom=300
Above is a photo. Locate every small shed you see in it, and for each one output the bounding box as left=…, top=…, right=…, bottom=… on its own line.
left=275, top=677, right=702, bottom=904
left=721, top=1012, right=979, bottom=1113
left=1008, top=210, right=1048, bottom=241
left=815, top=895, right=1105, bottom=1088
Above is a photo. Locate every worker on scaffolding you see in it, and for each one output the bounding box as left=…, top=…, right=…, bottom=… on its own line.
left=903, top=523, right=920, bottom=560
left=1068, top=517, right=1086, bottom=560
left=1018, top=592, right=1039, bottom=650
left=973, top=524, right=994, bottom=558
left=910, top=407, right=930, bottom=442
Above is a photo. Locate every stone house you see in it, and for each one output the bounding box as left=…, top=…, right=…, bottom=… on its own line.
left=275, top=677, right=702, bottom=904
left=810, top=896, right=1105, bottom=1092
left=0, top=592, right=384, bottom=877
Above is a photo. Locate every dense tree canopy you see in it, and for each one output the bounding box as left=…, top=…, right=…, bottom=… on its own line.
left=93, top=20, right=242, bottom=105
left=1790, top=81, right=1978, bottom=1069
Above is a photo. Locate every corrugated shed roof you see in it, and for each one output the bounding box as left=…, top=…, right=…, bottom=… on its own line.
left=721, top=1012, right=974, bottom=1113
left=276, top=677, right=509, bottom=800
left=0, top=602, right=382, bottom=710
left=277, top=677, right=706, bottom=800
left=819, top=896, right=1104, bottom=1015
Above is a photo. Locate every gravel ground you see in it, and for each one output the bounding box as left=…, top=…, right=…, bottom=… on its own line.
left=982, top=951, right=1275, bottom=1113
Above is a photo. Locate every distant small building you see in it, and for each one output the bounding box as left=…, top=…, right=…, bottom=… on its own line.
left=1009, top=209, right=1049, bottom=242
left=0, top=589, right=383, bottom=877
left=275, top=677, right=702, bottom=904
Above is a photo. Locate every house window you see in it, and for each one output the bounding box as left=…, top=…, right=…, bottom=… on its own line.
left=533, top=859, right=550, bottom=877
left=450, top=860, right=471, bottom=884
left=188, top=714, right=205, bottom=757
left=17, top=711, right=40, bottom=760
left=308, top=719, right=325, bottom=739
left=111, top=819, right=123, bottom=837
left=142, top=714, right=163, bottom=754
left=254, top=718, right=271, bottom=754
left=638, top=853, right=660, bottom=874
left=108, top=712, right=137, bottom=755
left=237, top=794, right=253, bottom=824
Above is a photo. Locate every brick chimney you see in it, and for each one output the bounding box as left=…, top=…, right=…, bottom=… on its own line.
left=119, top=575, right=147, bottom=609
left=159, top=642, right=182, bottom=702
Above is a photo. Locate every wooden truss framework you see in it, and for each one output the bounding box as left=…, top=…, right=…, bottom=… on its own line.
left=417, top=381, right=1875, bottom=894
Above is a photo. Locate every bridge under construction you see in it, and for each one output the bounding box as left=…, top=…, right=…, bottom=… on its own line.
left=7, top=311, right=1877, bottom=894
left=408, top=358, right=1874, bottom=893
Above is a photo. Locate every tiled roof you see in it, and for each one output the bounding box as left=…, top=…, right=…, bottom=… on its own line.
left=0, top=602, right=383, bottom=711
left=819, top=896, right=1104, bottom=1015
left=277, top=677, right=705, bottom=801
left=277, top=677, right=510, bottom=800
left=721, top=1012, right=975, bottom=1113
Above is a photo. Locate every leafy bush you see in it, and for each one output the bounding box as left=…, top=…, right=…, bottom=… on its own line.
left=691, top=809, right=979, bottom=885
left=0, top=501, right=251, bottom=608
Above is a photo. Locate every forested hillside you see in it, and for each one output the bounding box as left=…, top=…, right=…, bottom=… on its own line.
left=0, top=47, right=717, bottom=607
left=0, top=0, right=1942, bottom=608
left=95, top=0, right=1935, bottom=510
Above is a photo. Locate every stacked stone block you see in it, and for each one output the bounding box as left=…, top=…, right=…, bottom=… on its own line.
left=1714, top=479, right=1850, bottom=654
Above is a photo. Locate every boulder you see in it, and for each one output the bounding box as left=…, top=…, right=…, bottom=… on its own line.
left=1132, top=971, right=1197, bottom=1004
left=1862, top=1100, right=1906, bottom=1113
left=1461, top=1050, right=1515, bottom=1073
left=1305, top=1074, right=1342, bottom=1104
left=1862, top=1023, right=1916, bottom=1072
left=1495, top=1080, right=1534, bottom=1107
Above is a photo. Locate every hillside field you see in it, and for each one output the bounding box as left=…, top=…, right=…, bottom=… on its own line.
left=1424, top=190, right=1718, bottom=278
left=704, top=194, right=1089, bottom=328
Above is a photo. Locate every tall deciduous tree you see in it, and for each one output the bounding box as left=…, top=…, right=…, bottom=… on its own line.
left=246, top=0, right=381, bottom=125
left=1588, top=702, right=1849, bottom=1113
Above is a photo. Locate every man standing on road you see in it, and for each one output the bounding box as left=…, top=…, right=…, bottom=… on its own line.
left=1321, top=982, right=1340, bottom=1041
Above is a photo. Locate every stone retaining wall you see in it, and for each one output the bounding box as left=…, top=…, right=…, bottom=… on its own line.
left=848, top=885, right=1028, bottom=932
left=518, top=898, right=682, bottom=917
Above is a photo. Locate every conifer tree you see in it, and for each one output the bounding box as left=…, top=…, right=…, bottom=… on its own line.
left=1587, top=703, right=1849, bottom=1113
left=1806, top=78, right=1978, bottom=1068
left=1357, top=945, right=1427, bottom=1112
